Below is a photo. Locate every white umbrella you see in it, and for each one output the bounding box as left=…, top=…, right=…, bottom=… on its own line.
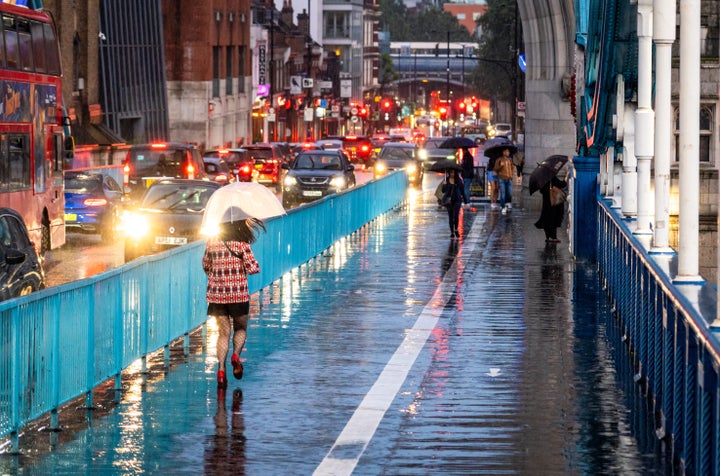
left=201, top=182, right=286, bottom=236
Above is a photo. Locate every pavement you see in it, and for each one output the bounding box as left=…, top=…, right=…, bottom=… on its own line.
left=1, top=176, right=669, bottom=475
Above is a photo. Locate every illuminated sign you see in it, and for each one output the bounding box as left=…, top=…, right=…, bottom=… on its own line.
left=257, top=84, right=269, bottom=97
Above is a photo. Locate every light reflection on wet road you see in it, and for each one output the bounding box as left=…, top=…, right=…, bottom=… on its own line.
left=5, top=173, right=672, bottom=475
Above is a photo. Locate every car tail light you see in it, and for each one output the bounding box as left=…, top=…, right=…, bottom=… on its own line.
left=360, top=145, right=370, bottom=153
left=84, top=198, right=108, bottom=207
left=123, top=163, right=130, bottom=186
left=150, top=143, right=168, bottom=149
left=267, top=159, right=278, bottom=164
left=187, top=163, right=195, bottom=179
left=218, top=149, right=229, bottom=155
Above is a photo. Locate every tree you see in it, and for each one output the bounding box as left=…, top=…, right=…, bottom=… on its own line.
left=469, top=0, right=521, bottom=105
left=379, top=0, right=474, bottom=42
left=378, top=53, right=399, bottom=97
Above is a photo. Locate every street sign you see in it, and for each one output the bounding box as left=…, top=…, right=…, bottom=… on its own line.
left=304, top=108, right=314, bottom=121
left=350, top=116, right=359, bottom=123
left=350, top=107, right=358, bottom=115
left=302, top=78, right=314, bottom=88
left=319, top=80, right=333, bottom=89
left=340, top=79, right=351, bottom=98
left=290, top=76, right=302, bottom=94
left=517, top=101, right=526, bottom=111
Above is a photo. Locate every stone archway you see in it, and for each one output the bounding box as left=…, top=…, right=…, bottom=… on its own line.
left=517, top=0, right=577, bottom=170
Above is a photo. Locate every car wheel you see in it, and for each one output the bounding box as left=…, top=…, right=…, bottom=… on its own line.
left=41, top=221, right=51, bottom=254
left=17, top=282, right=34, bottom=296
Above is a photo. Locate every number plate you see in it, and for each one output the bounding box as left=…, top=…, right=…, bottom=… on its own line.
left=65, top=213, right=77, bottom=222
left=302, top=190, right=323, bottom=197
left=155, top=236, right=187, bottom=245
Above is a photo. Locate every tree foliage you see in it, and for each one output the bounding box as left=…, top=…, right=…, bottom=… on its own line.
left=379, top=0, right=474, bottom=42
left=469, top=0, right=522, bottom=104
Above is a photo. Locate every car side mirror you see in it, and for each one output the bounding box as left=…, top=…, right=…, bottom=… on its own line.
left=281, top=163, right=289, bottom=170
left=5, top=248, right=26, bottom=265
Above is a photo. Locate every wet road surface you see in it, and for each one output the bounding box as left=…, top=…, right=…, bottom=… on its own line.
left=2, top=176, right=671, bottom=475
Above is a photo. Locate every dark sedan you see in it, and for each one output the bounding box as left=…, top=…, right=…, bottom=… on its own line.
left=0, top=208, right=45, bottom=301
left=281, top=150, right=356, bottom=208
left=120, top=179, right=221, bottom=262
left=373, top=142, right=425, bottom=185
left=64, top=171, right=125, bottom=242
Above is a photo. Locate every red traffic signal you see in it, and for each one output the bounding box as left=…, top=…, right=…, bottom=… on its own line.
left=438, top=106, right=448, bottom=120
left=359, top=106, right=368, bottom=117
left=382, top=99, right=393, bottom=111
left=457, top=101, right=466, bottom=111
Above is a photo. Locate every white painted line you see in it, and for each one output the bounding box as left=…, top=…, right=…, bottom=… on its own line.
left=314, top=212, right=482, bottom=476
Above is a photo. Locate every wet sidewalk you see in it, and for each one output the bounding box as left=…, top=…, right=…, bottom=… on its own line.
left=3, top=178, right=668, bottom=475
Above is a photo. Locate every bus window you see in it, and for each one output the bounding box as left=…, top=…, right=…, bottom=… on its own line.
left=17, top=20, right=32, bottom=72
left=30, top=21, right=44, bottom=73
left=3, top=16, right=17, bottom=70
left=5, top=134, right=30, bottom=191
left=43, top=23, right=59, bottom=75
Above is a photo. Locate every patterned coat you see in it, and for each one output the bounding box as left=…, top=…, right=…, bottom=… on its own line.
left=202, top=239, right=260, bottom=304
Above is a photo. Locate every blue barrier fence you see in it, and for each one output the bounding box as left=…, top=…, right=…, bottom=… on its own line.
left=0, top=172, right=408, bottom=451
left=597, top=199, right=720, bottom=475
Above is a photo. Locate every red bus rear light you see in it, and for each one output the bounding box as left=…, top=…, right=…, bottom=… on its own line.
left=84, top=198, right=108, bottom=207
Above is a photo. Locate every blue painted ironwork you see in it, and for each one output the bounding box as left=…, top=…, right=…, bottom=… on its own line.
left=597, top=199, right=720, bottom=474
left=0, top=172, right=408, bottom=452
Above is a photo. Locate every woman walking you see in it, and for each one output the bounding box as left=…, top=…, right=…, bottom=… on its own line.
left=203, top=218, right=264, bottom=388
left=442, top=169, right=468, bottom=239
left=534, top=175, right=567, bottom=243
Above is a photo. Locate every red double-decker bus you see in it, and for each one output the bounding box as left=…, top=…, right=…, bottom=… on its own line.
left=0, top=2, right=69, bottom=252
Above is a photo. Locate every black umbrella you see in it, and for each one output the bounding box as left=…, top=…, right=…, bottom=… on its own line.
left=439, top=136, right=478, bottom=149
left=429, top=160, right=462, bottom=173
left=483, top=137, right=517, bottom=159
left=528, top=155, right=569, bottom=195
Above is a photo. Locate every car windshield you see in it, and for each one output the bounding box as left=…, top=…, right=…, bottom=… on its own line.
left=295, top=154, right=342, bottom=170
left=205, top=150, right=250, bottom=165
left=129, top=149, right=185, bottom=176
left=380, top=147, right=415, bottom=160
left=246, top=149, right=273, bottom=160
left=65, top=174, right=103, bottom=193
left=142, top=184, right=216, bottom=211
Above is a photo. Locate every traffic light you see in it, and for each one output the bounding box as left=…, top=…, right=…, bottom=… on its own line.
left=359, top=106, right=368, bottom=117
left=382, top=99, right=393, bottom=111
left=457, top=101, right=466, bottom=113
left=438, top=106, right=448, bottom=121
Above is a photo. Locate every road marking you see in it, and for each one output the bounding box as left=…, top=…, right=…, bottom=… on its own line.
left=314, top=210, right=482, bottom=476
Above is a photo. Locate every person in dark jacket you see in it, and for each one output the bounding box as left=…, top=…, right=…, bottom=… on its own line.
left=460, top=147, right=475, bottom=202
left=442, top=169, right=469, bottom=239
left=534, top=175, right=567, bottom=243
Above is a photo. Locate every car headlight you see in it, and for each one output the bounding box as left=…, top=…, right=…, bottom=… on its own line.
left=119, top=211, right=150, bottom=239
left=406, top=164, right=417, bottom=174
left=330, top=176, right=346, bottom=188
left=284, top=175, right=297, bottom=187
left=375, top=162, right=387, bottom=173
left=418, top=149, right=428, bottom=160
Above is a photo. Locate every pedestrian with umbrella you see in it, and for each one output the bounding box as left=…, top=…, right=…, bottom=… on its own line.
left=201, top=182, right=286, bottom=390
left=483, top=138, right=517, bottom=209
left=434, top=163, right=468, bottom=239
left=530, top=155, right=569, bottom=243
left=460, top=146, right=475, bottom=204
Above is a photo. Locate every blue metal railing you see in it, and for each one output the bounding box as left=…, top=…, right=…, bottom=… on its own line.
left=0, top=172, right=408, bottom=451
left=597, top=199, right=720, bottom=475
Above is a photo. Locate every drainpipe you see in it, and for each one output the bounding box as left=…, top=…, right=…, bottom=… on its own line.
left=634, top=0, right=654, bottom=235
left=651, top=0, right=676, bottom=254
left=674, top=0, right=703, bottom=284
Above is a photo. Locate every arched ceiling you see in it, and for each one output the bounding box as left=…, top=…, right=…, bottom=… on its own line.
left=519, top=0, right=575, bottom=82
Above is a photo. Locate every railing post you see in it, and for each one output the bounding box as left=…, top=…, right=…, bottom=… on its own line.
left=571, top=155, right=600, bottom=261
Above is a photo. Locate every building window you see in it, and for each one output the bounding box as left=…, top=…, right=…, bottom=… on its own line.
left=238, top=46, right=246, bottom=94
left=226, top=46, right=234, bottom=95
left=324, top=12, right=349, bottom=38
left=212, top=46, right=220, bottom=98
left=674, top=105, right=713, bottom=163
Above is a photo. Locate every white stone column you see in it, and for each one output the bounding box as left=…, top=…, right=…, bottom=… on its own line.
left=634, top=0, right=654, bottom=235
left=622, top=104, right=637, bottom=217
left=651, top=0, right=676, bottom=253
left=675, top=0, right=703, bottom=283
